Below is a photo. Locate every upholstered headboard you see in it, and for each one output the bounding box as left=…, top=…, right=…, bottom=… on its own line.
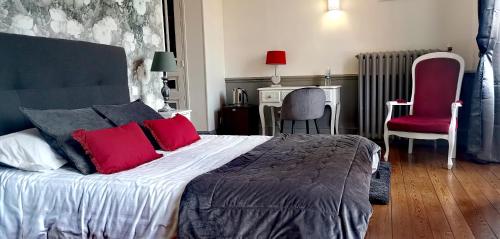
left=0, top=33, right=130, bottom=136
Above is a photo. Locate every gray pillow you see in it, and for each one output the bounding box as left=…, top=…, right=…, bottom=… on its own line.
left=93, top=100, right=163, bottom=149
left=92, top=100, right=163, bottom=126
left=20, top=107, right=113, bottom=174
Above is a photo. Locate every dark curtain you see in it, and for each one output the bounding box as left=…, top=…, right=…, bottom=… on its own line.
left=468, top=0, right=500, bottom=162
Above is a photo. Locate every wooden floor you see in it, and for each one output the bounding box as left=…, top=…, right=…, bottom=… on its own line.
left=365, top=144, right=500, bottom=239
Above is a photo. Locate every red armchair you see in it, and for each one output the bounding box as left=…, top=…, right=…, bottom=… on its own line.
left=383, top=52, right=465, bottom=169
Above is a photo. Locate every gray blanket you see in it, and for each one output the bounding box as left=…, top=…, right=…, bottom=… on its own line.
left=178, top=134, right=379, bottom=238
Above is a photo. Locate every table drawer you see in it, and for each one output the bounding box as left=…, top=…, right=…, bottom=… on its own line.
left=261, top=91, right=280, bottom=103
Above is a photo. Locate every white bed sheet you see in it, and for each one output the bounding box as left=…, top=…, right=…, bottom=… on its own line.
left=0, top=135, right=270, bottom=239
left=0, top=135, right=379, bottom=239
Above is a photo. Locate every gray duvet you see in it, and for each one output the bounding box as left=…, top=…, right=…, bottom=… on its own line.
left=178, top=134, right=379, bottom=238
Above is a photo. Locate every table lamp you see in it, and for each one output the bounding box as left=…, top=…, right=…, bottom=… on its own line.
left=151, top=51, right=177, bottom=112
left=266, top=50, right=287, bottom=87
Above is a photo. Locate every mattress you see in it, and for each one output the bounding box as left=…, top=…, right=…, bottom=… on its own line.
left=0, top=135, right=270, bottom=239
left=0, top=135, right=380, bottom=239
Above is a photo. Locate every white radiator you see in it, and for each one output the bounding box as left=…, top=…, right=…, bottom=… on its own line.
left=357, top=50, right=438, bottom=139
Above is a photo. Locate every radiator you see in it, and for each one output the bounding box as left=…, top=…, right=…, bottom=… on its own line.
left=357, top=50, right=438, bottom=139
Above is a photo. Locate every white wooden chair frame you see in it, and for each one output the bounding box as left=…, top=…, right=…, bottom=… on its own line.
left=383, top=52, right=465, bottom=169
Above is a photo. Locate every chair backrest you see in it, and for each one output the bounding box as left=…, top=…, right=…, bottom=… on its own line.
left=281, top=87, right=326, bottom=120
left=410, top=52, right=465, bottom=118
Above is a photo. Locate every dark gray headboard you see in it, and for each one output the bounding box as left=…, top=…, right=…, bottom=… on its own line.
left=0, top=33, right=130, bottom=136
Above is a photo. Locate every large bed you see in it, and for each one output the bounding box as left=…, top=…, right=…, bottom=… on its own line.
left=0, top=135, right=270, bottom=238
left=0, top=33, right=379, bottom=238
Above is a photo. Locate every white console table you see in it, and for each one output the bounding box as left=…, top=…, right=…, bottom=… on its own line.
left=258, top=86, right=341, bottom=136
left=159, top=109, right=192, bottom=120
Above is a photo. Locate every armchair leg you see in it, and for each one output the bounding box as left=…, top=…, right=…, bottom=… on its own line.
left=291, top=120, right=295, bottom=134
left=408, top=139, right=414, bottom=154
left=384, top=132, right=390, bottom=161
left=447, top=144, right=454, bottom=169
left=306, top=120, right=310, bottom=134
left=447, top=138, right=455, bottom=170
left=447, top=128, right=458, bottom=169
left=280, top=120, right=284, bottom=134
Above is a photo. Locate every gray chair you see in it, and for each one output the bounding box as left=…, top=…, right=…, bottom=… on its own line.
left=280, top=88, right=326, bottom=134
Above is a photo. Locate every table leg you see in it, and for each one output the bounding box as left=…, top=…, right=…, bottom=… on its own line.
left=330, top=104, right=337, bottom=135
left=259, top=104, right=266, bottom=135
left=335, top=103, right=341, bottom=134
left=271, top=107, right=275, bottom=136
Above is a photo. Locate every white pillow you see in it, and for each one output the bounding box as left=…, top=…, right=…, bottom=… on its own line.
left=0, top=128, right=67, bottom=172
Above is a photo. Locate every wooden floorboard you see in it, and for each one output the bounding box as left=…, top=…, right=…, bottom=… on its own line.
left=401, top=156, right=435, bottom=239
left=488, top=165, right=500, bottom=179
left=390, top=148, right=412, bottom=239
left=468, top=163, right=500, bottom=197
left=409, top=154, right=454, bottom=239
left=453, top=163, right=500, bottom=237
left=460, top=162, right=500, bottom=215
left=426, top=161, right=475, bottom=239
left=367, top=144, right=500, bottom=239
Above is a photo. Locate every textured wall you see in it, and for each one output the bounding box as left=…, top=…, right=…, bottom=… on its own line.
left=0, top=0, right=165, bottom=109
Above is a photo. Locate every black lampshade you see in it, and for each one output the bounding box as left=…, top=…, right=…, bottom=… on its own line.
left=151, top=51, right=177, bottom=72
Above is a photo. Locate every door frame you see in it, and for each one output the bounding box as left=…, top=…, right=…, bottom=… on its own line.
left=163, top=0, right=189, bottom=110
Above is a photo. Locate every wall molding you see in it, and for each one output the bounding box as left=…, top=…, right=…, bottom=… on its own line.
left=225, top=72, right=476, bottom=138
left=226, top=72, right=475, bottom=83
left=225, top=74, right=358, bottom=83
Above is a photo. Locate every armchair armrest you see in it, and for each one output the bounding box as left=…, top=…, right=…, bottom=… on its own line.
left=387, top=101, right=413, bottom=106
left=449, top=100, right=463, bottom=131
left=452, top=100, right=463, bottom=108
left=385, top=100, right=413, bottom=126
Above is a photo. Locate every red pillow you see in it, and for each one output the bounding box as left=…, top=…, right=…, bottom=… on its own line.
left=72, top=122, right=162, bottom=174
left=144, top=114, right=200, bottom=151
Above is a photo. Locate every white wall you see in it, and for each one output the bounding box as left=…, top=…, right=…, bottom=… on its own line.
left=184, top=0, right=477, bottom=130
left=437, top=0, right=478, bottom=72
left=184, top=0, right=209, bottom=130
left=184, top=0, right=226, bottom=132
left=203, top=0, right=226, bottom=131
left=222, top=0, right=478, bottom=78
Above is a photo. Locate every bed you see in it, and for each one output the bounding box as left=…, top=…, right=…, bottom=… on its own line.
left=0, top=135, right=270, bottom=238
left=0, top=33, right=379, bottom=238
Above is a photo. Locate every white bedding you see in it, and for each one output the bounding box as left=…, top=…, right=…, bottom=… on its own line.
left=0, top=135, right=270, bottom=239
left=0, top=135, right=379, bottom=239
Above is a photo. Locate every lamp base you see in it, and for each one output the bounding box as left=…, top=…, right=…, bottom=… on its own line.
left=159, top=76, right=174, bottom=113
left=271, top=75, right=281, bottom=86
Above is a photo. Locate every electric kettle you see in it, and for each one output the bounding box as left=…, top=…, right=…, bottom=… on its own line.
left=232, top=88, right=249, bottom=106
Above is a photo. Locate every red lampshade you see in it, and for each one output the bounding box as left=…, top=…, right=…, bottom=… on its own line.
left=266, top=51, right=287, bottom=65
